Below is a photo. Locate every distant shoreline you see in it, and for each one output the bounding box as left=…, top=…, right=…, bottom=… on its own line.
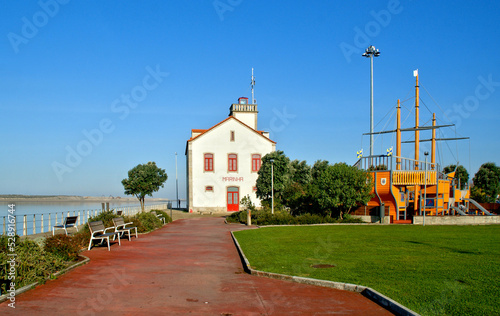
left=0, top=195, right=170, bottom=202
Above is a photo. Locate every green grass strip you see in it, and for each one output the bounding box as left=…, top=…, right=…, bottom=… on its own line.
left=234, top=225, right=500, bottom=316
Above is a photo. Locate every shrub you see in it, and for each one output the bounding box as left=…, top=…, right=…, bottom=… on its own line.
left=44, top=234, right=80, bottom=261
left=340, top=214, right=364, bottom=223
left=72, top=230, right=91, bottom=249
left=0, top=235, right=66, bottom=293
left=227, top=209, right=347, bottom=226
left=136, top=212, right=163, bottom=233
left=296, top=213, right=338, bottom=225
left=226, top=210, right=249, bottom=223
left=88, top=210, right=118, bottom=228
left=255, top=210, right=297, bottom=225
left=151, top=209, right=172, bottom=224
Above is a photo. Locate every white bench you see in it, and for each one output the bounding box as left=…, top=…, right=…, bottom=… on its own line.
left=88, top=220, right=121, bottom=251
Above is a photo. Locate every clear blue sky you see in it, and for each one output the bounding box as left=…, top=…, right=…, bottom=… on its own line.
left=1, top=0, right=499, bottom=199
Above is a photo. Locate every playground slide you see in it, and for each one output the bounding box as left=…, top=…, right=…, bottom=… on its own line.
left=373, top=171, right=397, bottom=218
left=450, top=205, right=467, bottom=216
left=465, top=198, right=492, bottom=215
left=390, top=185, right=405, bottom=212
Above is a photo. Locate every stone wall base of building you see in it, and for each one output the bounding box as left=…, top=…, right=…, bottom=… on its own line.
left=413, top=215, right=500, bottom=225
left=352, top=215, right=390, bottom=224
left=190, top=206, right=231, bottom=214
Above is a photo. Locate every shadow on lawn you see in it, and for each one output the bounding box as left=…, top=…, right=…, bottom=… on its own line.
left=404, top=240, right=482, bottom=255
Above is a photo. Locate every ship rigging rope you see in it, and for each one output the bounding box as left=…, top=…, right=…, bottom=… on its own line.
left=421, top=118, right=432, bottom=126
left=419, top=82, right=469, bottom=169
left=360, top=134, right=363, bottom=153
left=419, top=98, right=435, bottom=117
left=402, top=88, right=413, bottom=104
left=401, top=105, right=413, bottom=126
left=438, top=128, right=445, bottom=167
left=420, top=83, right=453, bottom=123
left=373, top=105, right=395, bottom=130
left=440, top=128, right=458, bottom=163
left=435, top=116, right=468, bottom=139
left=468, top=139, right=471, bottom=177
left=455, top=125, right=459, bottom=164
left=420, top=82, right=464, bottom=166
left=399, top=97, right=416, bottom=123
left=373, top=107, right=396, bottom=145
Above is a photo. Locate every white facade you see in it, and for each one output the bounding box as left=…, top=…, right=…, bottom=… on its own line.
left=186, top=98, right=275, bottom=213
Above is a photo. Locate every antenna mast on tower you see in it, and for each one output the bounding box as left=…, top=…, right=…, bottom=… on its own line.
left=251, top=68, right=256, bottom=104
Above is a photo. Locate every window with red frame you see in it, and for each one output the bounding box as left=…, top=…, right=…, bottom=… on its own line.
left=251, top=154, right=261, bottom=172
left=228, top=154, right=238, bottom=172
left=204, top=153, right=213, bottom=171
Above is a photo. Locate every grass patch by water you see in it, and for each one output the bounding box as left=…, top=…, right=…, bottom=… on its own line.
left=233, top=225, right=500, bottom=316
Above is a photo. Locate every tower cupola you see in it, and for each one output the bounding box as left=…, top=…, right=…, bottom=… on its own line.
left=229, top=97, right=258, bottom=129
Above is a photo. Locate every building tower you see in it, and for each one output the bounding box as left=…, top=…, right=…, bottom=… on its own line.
left=228, top=97, right=258, bottom=130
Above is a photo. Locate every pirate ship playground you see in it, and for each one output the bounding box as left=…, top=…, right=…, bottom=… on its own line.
left=353, top=70, right=497, bottom=224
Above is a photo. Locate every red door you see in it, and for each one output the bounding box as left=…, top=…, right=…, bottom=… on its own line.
left=227, top=187, right=239, bottom=212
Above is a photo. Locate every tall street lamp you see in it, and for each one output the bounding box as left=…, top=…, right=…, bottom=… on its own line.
left=270, top=158, right=274, bottom=215
left=175, top=152, right=179, bottom=208
left=423, top=151, right=429, bottom=226
left=362, top=45, right=380, bottom=157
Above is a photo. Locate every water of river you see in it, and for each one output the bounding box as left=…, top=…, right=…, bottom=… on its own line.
left=0, top=200, right=151, bottom=216
left=0, top=199, right=179, bottom=236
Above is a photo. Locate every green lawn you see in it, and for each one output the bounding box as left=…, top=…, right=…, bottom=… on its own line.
left=233, top=225, right=500, bottom=316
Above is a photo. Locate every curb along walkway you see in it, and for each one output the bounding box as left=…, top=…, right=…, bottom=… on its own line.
left=1, top=218, right=392, bottom=315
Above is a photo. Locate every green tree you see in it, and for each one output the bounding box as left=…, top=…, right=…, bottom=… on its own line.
left=311, top=160, right=329, bottom=180
left=256, top=151, right=290, bottom=201
left=443, top=164, right=469, bottom=190
left=281, top=160, right=309, bottom=215
left=289, top=160, right=311, bottom=185
left=311, top=162, right=373, bottom=219
left=283, top=182, right=310, bottom=215
left=471, top=162, right=500, bottom=203
left=122, top=162, right=168, bottom=211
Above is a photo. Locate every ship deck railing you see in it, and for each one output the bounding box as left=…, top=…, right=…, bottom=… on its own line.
left=354, top=155, right=450, bottom=185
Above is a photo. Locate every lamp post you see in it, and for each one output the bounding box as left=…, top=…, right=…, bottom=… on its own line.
left=270, top=158, right=274, bottom=215
left=175, top=152, right=179, bottom=209
left=362, top=45, right=380, bottom=157
left=423, top=151, right=429, bottom=226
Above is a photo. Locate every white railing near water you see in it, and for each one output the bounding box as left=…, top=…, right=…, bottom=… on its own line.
left=1, top=203, right=169, bottom=237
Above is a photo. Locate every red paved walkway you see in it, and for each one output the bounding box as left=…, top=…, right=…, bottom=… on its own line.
left=1, top=218, right=392, bottom=315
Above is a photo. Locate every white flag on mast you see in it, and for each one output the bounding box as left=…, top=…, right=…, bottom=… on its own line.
left=413, top=69, right=418, bottom=77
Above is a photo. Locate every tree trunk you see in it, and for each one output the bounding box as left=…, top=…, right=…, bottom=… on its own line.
left=140, top=197, right=145, bottom=212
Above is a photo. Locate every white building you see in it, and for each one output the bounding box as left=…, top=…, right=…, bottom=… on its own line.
left=185, top=97, right=276, bottom=213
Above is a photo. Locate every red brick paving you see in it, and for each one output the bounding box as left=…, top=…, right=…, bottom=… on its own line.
left=0, top=217, right=392, bottom=315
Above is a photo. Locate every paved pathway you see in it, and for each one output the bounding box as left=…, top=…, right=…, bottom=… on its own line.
left=1, top=218, right=392, bottom=315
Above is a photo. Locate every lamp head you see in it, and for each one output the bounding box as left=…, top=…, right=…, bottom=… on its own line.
left=362, top=46, right=380, bottom=57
